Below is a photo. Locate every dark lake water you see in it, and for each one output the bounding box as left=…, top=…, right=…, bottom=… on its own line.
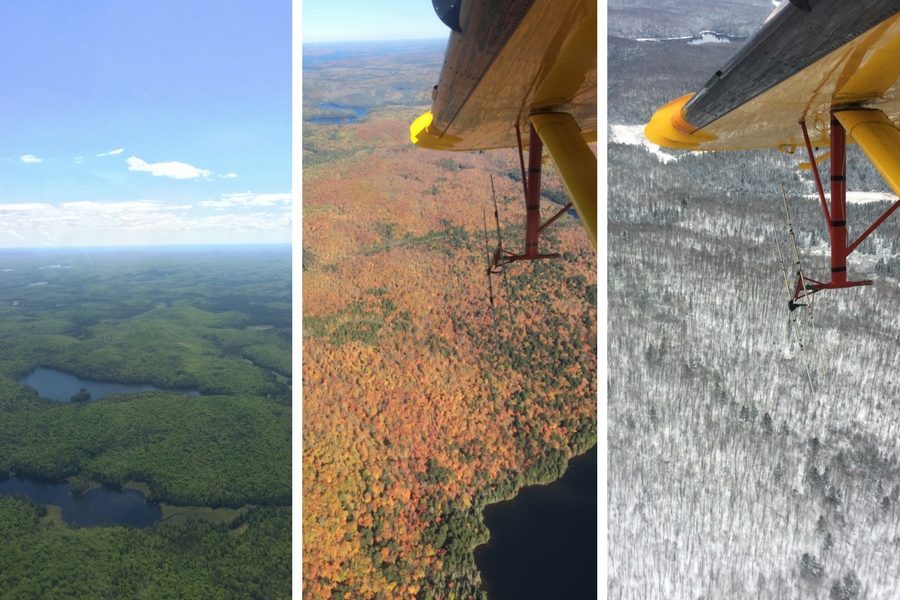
left=474, top=446, right=597, bottom=600
left=0, top=475, right=162, bottom=527
left=306, top=102, right=368, bottom=125
left=19, top=367, right=200, bottom=402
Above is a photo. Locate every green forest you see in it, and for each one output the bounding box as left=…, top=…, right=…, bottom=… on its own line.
left=0, top=497, right=290, bottom=599
left=0, top=247, right=291, bottom=598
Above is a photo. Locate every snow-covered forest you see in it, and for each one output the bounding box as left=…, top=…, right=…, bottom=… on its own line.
left=608, top=3, right=900, bottom=598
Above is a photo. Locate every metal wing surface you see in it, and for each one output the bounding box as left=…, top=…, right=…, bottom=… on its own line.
left=411, top=0, right=597, bottom=152
left=645, top=1, right=900, bottom=154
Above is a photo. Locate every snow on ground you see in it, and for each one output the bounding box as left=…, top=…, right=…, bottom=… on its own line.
left=804, top=191, right=897, bottom=204
left=609, top=124, right=679, bottom=164
left=635, top=34, right=693, bottom=43
left=799, top=191, right=899, bottom=264
left=688, top=31, right=734, bottom=45
left=635, top=30, right=738, bottom=44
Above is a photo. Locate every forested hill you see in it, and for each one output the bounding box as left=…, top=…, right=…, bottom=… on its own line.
left=608, top=7, right=900, bottom=599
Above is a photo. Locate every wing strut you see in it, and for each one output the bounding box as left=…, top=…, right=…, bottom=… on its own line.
left=485, top=175, right=515, bottom=319
left=777, top=183, right=820, bottom=390
left=779, top=184, right=815, bottom=309
left=486, top=124, right=562, bottom=272
left=787, top=113, right=894, bottom=302
left=482, top=207, right=496, bottom=310
left=774, top=230, right=816, bottom=395
left=531, top=113, right=597, bottom=248
left=482, top=117, right=591, bottom=303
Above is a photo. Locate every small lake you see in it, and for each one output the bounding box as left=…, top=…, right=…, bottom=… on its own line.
left=306, top=102, right=368, bottom=125
left=474, top=445, right=597, bottom=600
left=19, top=367, right=200, bottom=403
left=0, top=475, right=162, bottom=527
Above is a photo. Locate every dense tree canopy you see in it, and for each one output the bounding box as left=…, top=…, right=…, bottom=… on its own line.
left=303, top=47, right=597, bottom=597
left=0, top=248, right=291, bottom=596
left=0, top=497, right=290, bottom=599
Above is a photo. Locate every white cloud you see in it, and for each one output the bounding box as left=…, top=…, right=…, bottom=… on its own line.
left=96, top=148, right=124, bottom=157
left=126, top=156, right=212, bottom=179
left=0, top=203, right=48, bottom=212
left=61, top=200, right=167, bottom=214
left=221, top=172, right=239, bottom=179
left=199, top=192, right=292, bottom=209
left=20, top=154, right=42, bottom=164
left=0, top=194, right=290, bottom=248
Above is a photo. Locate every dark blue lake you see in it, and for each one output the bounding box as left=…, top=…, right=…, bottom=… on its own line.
left=306, top=102, right=368, bottom=125
left=19, top=367, right=200, bottom=402
left=0, top=475, right=162, bottom=527
left=474, top=446, right=597, bottom=600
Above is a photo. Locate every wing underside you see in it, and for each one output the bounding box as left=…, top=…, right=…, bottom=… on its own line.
left=411, top=0, right=597, bottom=152
left=645, top=1, right=900, bottom=152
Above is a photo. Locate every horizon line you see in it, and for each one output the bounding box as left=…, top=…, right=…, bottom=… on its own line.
left=302, top=36, right=445, bottom=45
left=0, top=242, right=291, bottom=252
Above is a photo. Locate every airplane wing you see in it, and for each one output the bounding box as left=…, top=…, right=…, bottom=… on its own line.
left=646, top=0, right=900, bottom=298
left=645, top=0, right=900, bottom=196
left=410, top=0, right=597, bottom=246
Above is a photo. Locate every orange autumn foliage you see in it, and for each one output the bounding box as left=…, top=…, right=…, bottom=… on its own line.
left=303, top=112, right=596, bottom=599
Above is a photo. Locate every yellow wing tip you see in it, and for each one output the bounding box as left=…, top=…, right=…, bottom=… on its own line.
left=410, top=111, right=461, bottom=150
left=410, top=111, right=434, bottom=144
left=645, top=94, right=716, bottom=149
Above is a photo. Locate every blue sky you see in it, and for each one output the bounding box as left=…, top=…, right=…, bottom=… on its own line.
left=0, top=0, right=290, bottom=247
left=303, top=0, right=447, bottom=43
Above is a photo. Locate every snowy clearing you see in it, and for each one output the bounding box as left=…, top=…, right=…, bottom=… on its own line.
left=804, top=191, right=897, bottom=205
left=609, top=124, right=679, bottom=164
left=635, top=30, right=740, bottom=45
left=688, top=31, right=734, bottom=45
